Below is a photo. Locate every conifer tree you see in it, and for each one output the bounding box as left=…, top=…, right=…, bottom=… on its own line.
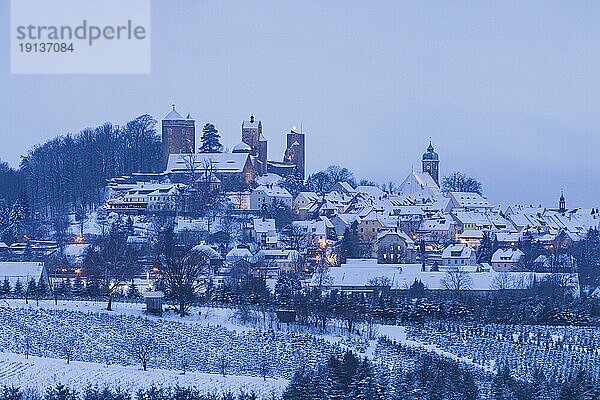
left=199, top=123, right=223, bottom=153
left=13, top=279, right=23, bottom=297
left=0, top=276, right=10, bottom=296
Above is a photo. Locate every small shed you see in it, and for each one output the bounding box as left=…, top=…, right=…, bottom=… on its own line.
left=143, top=291, right=164, bottom=315
left=277, top=309, right=296, bottom=324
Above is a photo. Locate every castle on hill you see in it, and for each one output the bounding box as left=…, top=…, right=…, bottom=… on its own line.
left=161, top=106, right=305, bottom=186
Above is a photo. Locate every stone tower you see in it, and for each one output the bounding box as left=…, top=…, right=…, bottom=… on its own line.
left=241, top=115, right=267, bottom=175
left=161, top=105, right=195, bottom=166
left=422, top=141, right=440, bottom=185
left=284, top=126, right=306, bottom=180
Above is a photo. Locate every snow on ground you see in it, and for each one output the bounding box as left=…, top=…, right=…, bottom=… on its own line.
left=377, top=324, right=495, bottom=373
left=0, top=299, right=342, bottom=383
left=2, top=299, right=258, bottom=334
left=0, top=352, right=287, bottom=396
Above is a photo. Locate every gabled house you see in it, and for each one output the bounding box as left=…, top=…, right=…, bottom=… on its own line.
left=250, top=184, right=292, bottom=211
left=441, top=244, right=476, bottom=266
left=374, top=229, right=416, bottom=263
left=491, top=248, right=525, bottom=272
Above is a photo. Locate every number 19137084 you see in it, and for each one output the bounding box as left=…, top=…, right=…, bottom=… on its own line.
left=19, top=43, right=74, bottom=52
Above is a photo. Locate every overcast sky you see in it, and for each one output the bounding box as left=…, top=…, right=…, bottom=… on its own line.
left=1, top=1, right=599, bottom=207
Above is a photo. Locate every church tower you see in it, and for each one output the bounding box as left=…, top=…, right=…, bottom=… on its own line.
left=422, top=141, right=440, bottom=185
left=161, top=105, right=195, bottom=166
left=241, top=115, right=267, bottom=175
left=284, top=126, right=306, bottom=180
left=559, top=190, right=566, bottom=213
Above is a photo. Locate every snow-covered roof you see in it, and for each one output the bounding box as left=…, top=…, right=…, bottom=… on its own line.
left=242, top=117, right=259, bottom=128
left=494, top=232, right=521, bottom=243
left=442, top=244, right=473, bottom=259
left=255, top=173, right=283, bottom=186
left=377, top=229, right=415, bottom=245
left=226, top=247, right=253, bottom=263
left=491, top=248, right=524, bottom=263
left=253, top=218, right=276, bottom=233
left=176, top=218, right=209, bottom=233
left=419, top=215, right=455, bottom=231
left=143, top=291, right=164, bottom=298
left=450, top=192, right=492, bottom=209
left=331, top=181, right=356, bottom=194
left=459, top=229, right=484, bottom=239
left=191, top=244, right=222, bottom=260
left=0, top=262, right=45, bottom=285
left=253, top=185, right=292, bottom=198
left=256, top=249, right=300, bottom=262
left=166, top=153, right=251, bottom=174
left=356, top=185, right=385, bottom=199
left=315, top=259, right=577, bottom=291
left=232, top=142, right=252, bottom=152
left=397, top=171, right=441, bottom=198
left=163, top=107, right=185, bottom=120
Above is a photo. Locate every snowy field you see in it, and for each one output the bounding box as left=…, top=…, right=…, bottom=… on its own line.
left=0, top=352, right=287, bottom=397
left=0, top=299, right=343, bottom=395
left=1, top=298, right=595, bottom=393
left=402, top=322, right=600, bottom=381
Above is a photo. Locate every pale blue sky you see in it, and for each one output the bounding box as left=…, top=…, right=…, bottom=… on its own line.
left=1, top=1, right=599, bottom=207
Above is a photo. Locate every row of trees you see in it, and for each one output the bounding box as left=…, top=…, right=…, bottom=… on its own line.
left=21, top=115, right=162, bottom=222
left=1, top=384, right=264, bottom=400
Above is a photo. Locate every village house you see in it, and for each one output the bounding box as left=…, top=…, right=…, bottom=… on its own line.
left=491, top=248, right=525, bottom=272
left=441, top=244, right=477, bottom=266
left=374, top=229, right=417, bottom=264
left=250, top=185, right=293, bottom=211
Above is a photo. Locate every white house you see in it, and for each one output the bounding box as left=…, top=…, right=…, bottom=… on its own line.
left=250, top=185, right=293, bottom=211
left=441, top=244, right=476, bottom=266
left=251, top=218, right=277, bottom=246
left=491, top=248, right=525, bottom=271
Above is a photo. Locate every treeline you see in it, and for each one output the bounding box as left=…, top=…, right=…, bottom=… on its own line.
left=0, top=115, right=162, bottom=240
left=209, top=273, right=600, bottom=328
left=0, top=384, right=268, bottom=400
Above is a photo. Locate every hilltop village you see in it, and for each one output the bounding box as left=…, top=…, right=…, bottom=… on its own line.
left=1, top=106, right=597, bottom=299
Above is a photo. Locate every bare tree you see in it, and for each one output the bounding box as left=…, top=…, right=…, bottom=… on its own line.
left=217, top=352, right=228, bottom=377
left=160, top=247, right=210, bottom=317
left=441, top=172, right=483, bottom=195
left=491, top=272, right=514, bottom=291
left=281, top=225, right=308, bottom=252
left=88, top=224, right=139, bottom=311
left=23, top=328, right=31, bottom=359
left=130, top=336, right=154, bottom=371
left=259, top=354, right=269, bottom=381
left=441, top=267, right=473, bottom=293
left=61, top=333, right=75, bottom=364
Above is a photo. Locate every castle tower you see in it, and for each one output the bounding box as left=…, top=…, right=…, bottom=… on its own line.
left=284, top=126, right=306, bottom=180
left=422, top=141, right=440, bottom=185
left=559, top=190, right=566, bottom=213
left=242, top=115, right=267, bottom=175
left=161, top=105, right=195, bottom=166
